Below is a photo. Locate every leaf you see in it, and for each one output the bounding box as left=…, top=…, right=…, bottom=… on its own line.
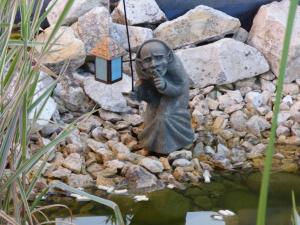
left=292, top=192, right=300, bottom=225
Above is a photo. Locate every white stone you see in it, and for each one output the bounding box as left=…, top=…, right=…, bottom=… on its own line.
left=140, top=158, right=164, bottom=173
left=218, top=90, right=243, bottom=110
left=111, top=0, right=166, bottom=25
left=47, top=0, right=106, bottom=25
left=248, top=0, right=300, bottom=82
left=233, top=27, right=249, bottom=43
left=84, top=75, right=131, bottom=113
left=29, top=72, right=57, bottom=131
left=283, top=83, right=300, bottom=96
left=260, top=79, right=276, bottom=93
left=283, top=95, right=293, bottom=106
left=111, top=23, right=154, bottom=51
left=245, top=92, right=263, bottom=108
left=35, top=26, right=85, bottom=73
left=246, top=116, right=271, bottom=136
left=290, top=101, right=300, bottom=123
left=155, top=5, right=240, bottom=49
left=76, top=7, right=111, bottom=53
left=276, top=125, right=290, bottom=137
left=277, top=111, right=291, bottom=124
left=172, top=159, right=192, bottom=167
left=230, top=110, right=248, bottom=132
left=176, top=38, right=269, bottom=88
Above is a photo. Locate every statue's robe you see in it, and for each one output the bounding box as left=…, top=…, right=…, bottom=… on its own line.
left=135, top=56, right=194, bottom=154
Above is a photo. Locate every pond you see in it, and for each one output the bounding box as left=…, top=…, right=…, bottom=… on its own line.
left=43, top=171, right=300, bottom=225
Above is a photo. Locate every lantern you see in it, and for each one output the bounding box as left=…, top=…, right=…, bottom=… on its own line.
left=90, top=37, right=126, bottom=84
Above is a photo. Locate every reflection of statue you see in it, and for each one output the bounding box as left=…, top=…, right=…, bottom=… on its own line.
left=133, top=39, right=194, bottom=154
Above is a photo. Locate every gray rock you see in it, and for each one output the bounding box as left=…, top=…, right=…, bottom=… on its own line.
left=99, top=110, right=122, bottom=122
left=67, top=174, right=94, bottom=188
left=92, top=148, right=114, bottom=163
left=168, top=150, right=192, bottom=162
left=276, top=125, right=290, bottom=137
left=122, top=114, right=143, bottom=126
left=248, top=0, right=300, bottom=83
left=214, top=144, right=231, bottom=160
left=176, top=38, right=269, bottom=88
left=108, top=141, right=131, bottom=155
left=87, top=138, right=107, bottom=151
left=47, top=0, right=107, bottom=25
left=292, top=123, right=300, bottom=137
left=111, top=0, right=166, bottom=25
left=231, top=148, right=247, bottom=163
left=290, top=102, right=300, bottom=123
left=62, top=153, right=83, bottom=173
left=53, top=82, right=94, bottom=113
left=232, top=27, right=249, bottom=43
left=260, top=79, right=276, bottom=93
left=204, top=146, right=215, bottom=156
left=140, top=158, right=164, bottom=173
left=105, top=160, right=125, bottom=170
left=84, top=76, right=131, bottom=113
left=230, top=110, right=248, bottom=132
left=155, top=5, right=240, bottom=49
left=277, top=112, right=291, bottom=124
left=35, top=27, right=86, bottom=73
left=77, top=115, right=102, bottom=133
left=245, top=91, right=263, bottom=108
left=124, top=165, right=164, bottom=191
left=111, top=23, right=154, bottom=51
left=218, top=90, right=243, bottom=110
left=76, top=7, right=111, bottom=53
left=172, top=159, right=192, bottom=167
left=283, top=83, right=300, bottom=96
left=192, top=142, right=204, bottom=157
left=47, top=167, right=72, bottom=179
left=246, top=116, right=271, bottom=136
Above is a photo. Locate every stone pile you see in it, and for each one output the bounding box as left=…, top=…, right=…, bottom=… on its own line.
left=28, top=0, right=300, bottom=192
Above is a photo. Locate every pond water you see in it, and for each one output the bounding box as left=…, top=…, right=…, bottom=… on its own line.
left=45, top=172, right=300, bottom=225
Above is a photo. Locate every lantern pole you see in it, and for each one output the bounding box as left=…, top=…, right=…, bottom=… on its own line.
left=122, top=0, right=134, bottom=91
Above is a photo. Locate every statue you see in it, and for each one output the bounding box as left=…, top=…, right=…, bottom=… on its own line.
left=133, top=39, right=194, bottom=154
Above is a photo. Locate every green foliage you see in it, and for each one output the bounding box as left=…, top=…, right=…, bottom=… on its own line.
left=0, top=1, right=124, bottom=225
left=256, top=1, right=298, bottom=225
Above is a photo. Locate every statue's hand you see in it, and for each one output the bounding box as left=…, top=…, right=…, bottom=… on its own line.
left=154, top=76, right=166, bottom=91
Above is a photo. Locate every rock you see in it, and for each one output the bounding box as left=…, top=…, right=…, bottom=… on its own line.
left=101, top=128, right=119, bottom=140
left=35, top=26, right=86, bottom=73
left=87, top=163, right=104, bottom=178
left=117, top=152, right=144, bottom=164
left=230, top=110, right=248, bottom=132
left=204, top=146, right=215, bottom=156
left=283, top=83, right=300, bottom=96
left=97, top=167, right=118, bottom=178
left=168, top=150, right=192, bottom=162
left=245, top=92, right=263, bottom=109
left=260, top=79, right=276, bottom=93
left=212, top=117, right=227, bottom=132
left=176, top=38, right=269, bottom=88
left=62, top=153, right=83, bottom=173
left=292, top=123, right=300, bottom=137
left=65, top=129, right=86, bottom=152
left=290, top=102, right=300, bottom=122
left=122, top=114, right=143, bottom=126
left=46, top=167, right=72, bottom=179
left=111, top=0, right=166, bottom=25
left=108, top=141, right=131, bottom=155
left=29, top=72, right=57, bottom=131
left=277, top=112, right=291, bottom=124
left=111, top=23, right=154, bottom=51
left=124, top=165, right=164, bottom=191
left=87, top=138, right=107, bottom=151
left=105, top=160, right=125, bottom=170
left=231, top=148, right=247, bottom=163
left=76, top=7, right=111, bottom=53
left=155, top=5, right=240, bottom=49
left=67, top=174, right=94, bottom=188
left=218, top=90, right=243, bottom=110
left=99, top=110, right=122, bottom=122
left=53, top=82, right=94, bottom=113
left=224, top=103, right=244, bottom=114
left=207, top=98, right=219, bottom=110
left=214, top=144, right=231, bottom=160
left=159, top=157, right=171, bottom=170
left=96, top=175, right=115, bottom=187
left=77, top=115, right=102, bottom=133
left=246, top=116, right=271, bottom=136
left=173, top=167, right=187, bottom=182
left=140, top=158, right=164, bottom=173
left=276, top=125, right=290, bottom=137
left=47, top=0, right=107, bottom=25
left=93, top=148, right=114, bottom=163
left=248, top=0, right=300, bottom=83
left=233, top=27, right=249, bottom=43
left=283, top=95, right=293, bottom=107
left=84, top=75, right=131, bottom=113
left=172, top=159, right=192, bottom=167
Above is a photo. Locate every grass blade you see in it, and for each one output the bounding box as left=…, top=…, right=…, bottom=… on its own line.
left=256, top=1, right=298, bottom=225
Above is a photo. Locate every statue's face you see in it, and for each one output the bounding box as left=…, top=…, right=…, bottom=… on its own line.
left=140, top=42, right=170, bottom=77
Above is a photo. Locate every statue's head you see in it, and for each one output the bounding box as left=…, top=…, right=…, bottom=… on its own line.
left=136, top=39, right=174, bottom=78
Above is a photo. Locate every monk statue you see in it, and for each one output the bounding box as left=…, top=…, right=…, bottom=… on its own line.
left=132, top=39, right=194, bottom=154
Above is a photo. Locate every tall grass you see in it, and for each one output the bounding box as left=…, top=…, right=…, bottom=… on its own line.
left=0, top=1, right=124, bottom=225
left=256, top=1, right=298, bottom=225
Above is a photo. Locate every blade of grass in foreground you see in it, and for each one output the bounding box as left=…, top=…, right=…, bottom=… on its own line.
left=292, top=192, right=300, bottom=225
left=256, top=1, right=298, bottom=225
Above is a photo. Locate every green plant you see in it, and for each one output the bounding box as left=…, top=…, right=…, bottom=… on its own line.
left=256, top=1, right=298, bottom=225
left=0, top=1, right=124, bottom=225
left=292, top=192, right=300, bottom=225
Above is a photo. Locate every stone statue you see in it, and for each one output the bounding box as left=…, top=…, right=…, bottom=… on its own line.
left=133, top=39, right=194, bottom=154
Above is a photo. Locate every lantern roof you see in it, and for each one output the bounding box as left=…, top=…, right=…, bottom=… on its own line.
left=90, top=37, right=126, bottom=60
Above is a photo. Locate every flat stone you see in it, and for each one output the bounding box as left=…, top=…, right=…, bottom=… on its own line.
left=122, top=114, right=143, bottom=126
left=246, top=115, right=271, bottom=136
left=218, top=90, right=243, bottom=110
left=112, top=0, right=166, bottom=25
left=155, top=5, right=240, bottom=49
left=105, top=160, right=125, bottom=170
left=168, top=150, right=192, bottom=162
left=47, top=167, right=72, bottom=179
left=84, top=75, right=131, bottom=113
left=176, top=38, right=269, bottom=88
left=245, top=92, right=263, bottom=108
left=108, top=141, right=131, bottom=155
left=62, top=153, right=83, bottom=173
left=67, top=174, right=93, bottom=188
left=230, top=110, right=248, bottom=132
left=140, top=158, right=164, bottom=173
left=172, top=159, right=192, bottom=167
left=290, top=102, right=300, bottom=123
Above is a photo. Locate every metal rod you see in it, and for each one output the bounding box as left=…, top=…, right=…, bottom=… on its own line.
left=122, top=0, right=135, bottom=91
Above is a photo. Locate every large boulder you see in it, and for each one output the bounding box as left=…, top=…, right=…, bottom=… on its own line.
left=29, top=72, right=57, bottom=131
left=83, top=75, right=132, bottom=113
left=35, top=26, right=86, bottom=73
left=46, top=0, right=107, bottom=25
left=248, top=0, right=300, bottom=83
left=154, top=5, right=241, bottom=49
left=176, top=38, right=269, bottom=88
left=76, top=7, right=112, bottom=53
left=111, top=23, right=154, bottom=51
left=111, top=0, right=167, bottom=25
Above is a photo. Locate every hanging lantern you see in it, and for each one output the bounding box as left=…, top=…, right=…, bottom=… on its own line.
left=90, top=36, right=126, bottom=84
